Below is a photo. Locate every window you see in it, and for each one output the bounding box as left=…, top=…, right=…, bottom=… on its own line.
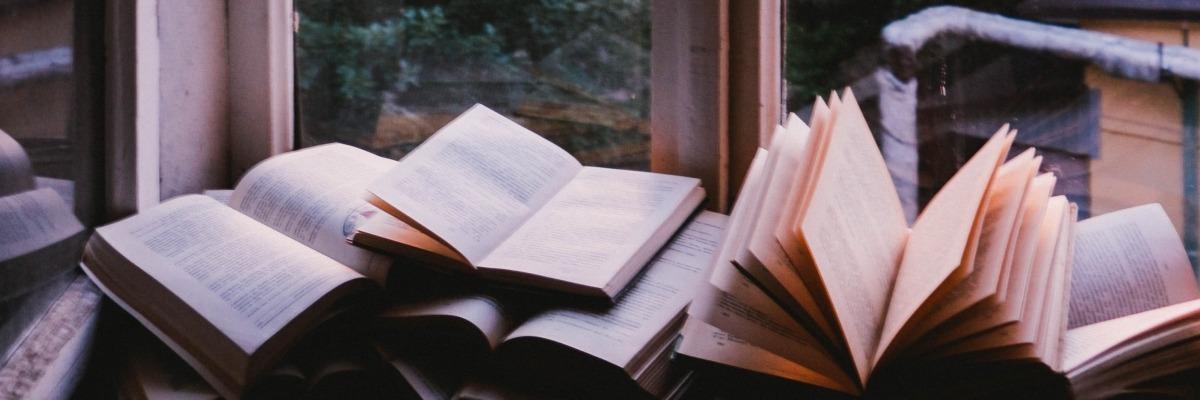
left=294, top=0, right=653, bottom=170
left=0, top=0, right=103, bottom=225
left=784, top=1, right=1200, bottom=269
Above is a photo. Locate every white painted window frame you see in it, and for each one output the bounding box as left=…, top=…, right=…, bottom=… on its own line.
left=106, top=0, right=293, bottom=218
left=110, top=0, right=775, bottom=217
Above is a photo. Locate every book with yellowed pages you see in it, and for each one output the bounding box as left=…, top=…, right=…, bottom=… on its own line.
left=81, top=143, right=400, bottom=398
left=373, top=211, right=725, bottom=399
left=679, top=88, right=1082, bottom=397
left=1062, top=204, right=1200, bottom=399
left=355, top=104, right=705, bottom=302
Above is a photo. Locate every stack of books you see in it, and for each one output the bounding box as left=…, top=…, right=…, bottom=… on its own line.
left=85, top=105, right=713, bottom=399
left=81, top=98, right=1200, bottom=399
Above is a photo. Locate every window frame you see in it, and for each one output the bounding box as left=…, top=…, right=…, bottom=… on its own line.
left=111, top=0, right=777, bottom=217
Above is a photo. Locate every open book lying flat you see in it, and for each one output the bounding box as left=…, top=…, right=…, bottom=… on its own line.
left=684, top=88, right=1079, bottom=396
left=374, top=211, right=726, bottom=399
left=81, top=143, right=399, bottom=398
left=357, top=104, right=705, bottom=302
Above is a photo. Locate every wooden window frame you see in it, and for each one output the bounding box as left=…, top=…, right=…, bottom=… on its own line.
left=652, top=0, right=781, bottom=211
left=105, top=0, right=293, bottom=218
left=109, top=0, right=775, bottom=217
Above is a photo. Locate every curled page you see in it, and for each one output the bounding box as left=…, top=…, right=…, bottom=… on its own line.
left=367, top=105, right=582, bottom=264
left=505, top=211, right=726, bottom=369
left=1068, top=204, right=1199, bottom=328
left=230, top=143, right=394, bottom=282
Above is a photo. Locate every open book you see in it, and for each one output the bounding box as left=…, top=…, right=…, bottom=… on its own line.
left=81, top=143, right=398, bottom=398
left=1061, top=204, right=1200, bottom=399
left=684, top=88, right=1078, bottom=395
left=357, top=104, right=705, bottom=301
left=374, top=211, right=725, bottom=398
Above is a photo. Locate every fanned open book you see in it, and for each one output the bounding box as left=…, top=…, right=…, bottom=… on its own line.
left=81, top=144, right=396, bottom=398
left=682, top=88, right=1080, bottom=396
left=356, top=104, right=705, bottom=301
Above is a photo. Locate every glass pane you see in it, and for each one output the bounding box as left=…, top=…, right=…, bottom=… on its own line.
left=296, top=0, right=652, bottom=170
left=0, top=0, right=79, bottom=211
left=785, top=2, right=1200, bottom=267
left=0, top=1, right=103, bottom=394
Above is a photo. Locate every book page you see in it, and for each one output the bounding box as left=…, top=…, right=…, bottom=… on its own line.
left=675, top=319, right=856, bottom=394
left=726, top=149, right=770, bottom=284
left=1014, top=197, right=1069, bottom=347
left=203, top=189, right=233, bottom=205
left=354, top=213, right=466, bottom=266
left=377, top=342, right=461, bottom=400
left=230, top=143, right=394, bottom=282
left=503, top=211, right=725, bottom=368
left=0, top=130, right=34, bottom=196
left=1041, top=203, right=1077, bottom=369
left=1009, top=175, right=1057, bottom=317
left=778, top=100, right=832, bottom=270
left=1062, top=298, right=1200, bottom=373
left=478, top=167, right=699, bottom=289
left=1068, top=204, right=1199, bottom=328
left=733, top=124, right=787, bottom=270
left=794, top=89, right=909, bottom=382
left=995, top=155, right=1042, bottom=302
left=689, top=146, right=844, bottom=378
left=742, top=117, right=833, bottom=340
left=689, top=259, right=849, bottom=387
left=876, top=128, right=1013, bottom=361
left=34, top=177, right=74, bottom=209
left=909, top=151, right=1038, bottom=335
left=367, top=105, right=582, bottom=264
left=377, top=294, right=513, bottom=350
left=95, top=195, right=363, bottom=353
left=915, top=173, right=1057, bottom=351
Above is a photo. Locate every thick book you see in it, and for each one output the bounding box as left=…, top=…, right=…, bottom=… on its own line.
left=81, top=143, right=397, bottom=398
left=373, top=212, right=725, bottom=399
left=357, top=104, right=705, bottom=301
left=683, top=88, right=1079, bottom=396
left=1061, top=204, right=1200, bottom=399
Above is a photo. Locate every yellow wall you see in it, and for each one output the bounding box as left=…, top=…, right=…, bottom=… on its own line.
left=1083, top=20, right=1199, bottom=233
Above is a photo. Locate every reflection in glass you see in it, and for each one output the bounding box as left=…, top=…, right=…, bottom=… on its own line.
left=296, top=0, right=652, bottom=170
left=0, top=0, right=76, bottom=206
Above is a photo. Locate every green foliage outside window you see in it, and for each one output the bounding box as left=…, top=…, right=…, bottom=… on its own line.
left=296, top=0, right=649, bottom=134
